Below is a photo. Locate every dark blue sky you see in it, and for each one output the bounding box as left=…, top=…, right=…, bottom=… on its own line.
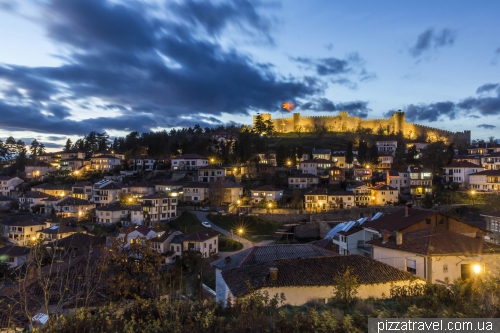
left=0, top=0, right=499, bottom=149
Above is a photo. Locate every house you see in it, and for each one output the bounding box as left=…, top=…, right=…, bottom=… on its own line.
left=93, top=150, right=125, bottom=160
left=51, top=196, right=95, bottom=219
left=183, top=183, right=210, bottom=203
left=35, top=152, right=56, bottom=165
left=481, top=153, right=500, bottom=170
left=182, top=230, right=219, bottom=258
left=480, top=211, right=500, bottom=243
left=90, top=154, right=121, bottom=172
left=304, top=188, right=328, bottom=211
left=376, top=140, right=398, bottom=154
left=371, top=184, right=398, bottom=205
left=311, top=148, right=331, bottom=160
left=18, top=191, right=50, bottom=210
left=72, top=181, right=93, bottom=200
left=369, top=228, right=500, bottom=283
left=60, top=149, right=86, bottom=160
left=300, top=159, right=333, bottom=180
left=171, top=154, right=209, bottom=171
left=51, top=233, right=105, bottom=252
left=452, top=154, right=481, bottom=165
left=221, top=181, right=243, bottom=206
left=116, top=224, right=164, bottom=245
left=328, top=166, right=345, bottom=184
left=155, top=181, right=184, bottom=193
left=408, top=166, right=433, bottom=197
left=331, top=152, right=357, bottom=169
left=31, top=183, right=72, bottom=198
left=442, top=161, right=484, bottom=188
left=59, top=158, right=85, bottom=171
left=328, top=191, right=355, bottom=209
left=377, top=152, right=394, bottom=171
left=256, top=164, right=276, bottom=175
left=197, top=165, right=226, bottom=183
left=219, top=255, right=422, bottom=306
left=211, top=243, right=337, bottom=305
left=288, top=173, right=319, bottom=189
left=92, top=179, right=126, bottom=206
left=125, top=181, right=156, bottom=197
left=129, top=155, right=156, bottom=172
left=0, top=176, right=23, bottom=197
left=150, top=230, right=183, bottom=264
left=386, top=171, right=402, bottom=193
left=353, top=165, right=372, bottom=184
left=169, top=234, right=188, bottom=258
left=250, top=185, right=284, bottom=203
left=0, top=245, right=30, bottom=268
left=36, top=225, right=79, bottom=243
left=2, top=219, right=45, bottom=246
left=96, top=204, right=141, bottom=224
left=325, top=216, right=382, bottom=256
left=468, top=170, right=500, bottom=191
left=141, top=193, right=178, bottom=224
left=257, top=150, right=277, bottom=166
left=24, top=162, right=57, bottom=180
left=350, top=184, right=372, bottom=207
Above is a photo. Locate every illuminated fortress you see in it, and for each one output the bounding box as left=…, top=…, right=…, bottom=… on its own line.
left=254, top=111, right=471, bottom=144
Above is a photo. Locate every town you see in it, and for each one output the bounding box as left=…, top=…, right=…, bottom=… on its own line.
left=1, top=111, right=499, bottom=331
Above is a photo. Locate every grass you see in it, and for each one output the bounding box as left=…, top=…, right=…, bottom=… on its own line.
left=208, top=214, right=280, bottom=240
left=162, top=211, right=206, bottom=234
left=218, top=235, right=244, bottom=252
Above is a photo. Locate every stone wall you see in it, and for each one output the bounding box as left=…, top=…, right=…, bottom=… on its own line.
left=255, top=111, right=471, bottom=144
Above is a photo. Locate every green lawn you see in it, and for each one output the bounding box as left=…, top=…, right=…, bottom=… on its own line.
left=162, top=212, right=206, bottom=234
left=218, top=235, right=244, bottom=252
left=208, top=214, right=280, bottom=240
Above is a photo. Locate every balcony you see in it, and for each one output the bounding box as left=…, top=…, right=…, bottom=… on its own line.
left=357, top=240, right=372, bottom=253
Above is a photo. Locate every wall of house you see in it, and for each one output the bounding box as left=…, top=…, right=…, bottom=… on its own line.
left=372, top=246, right=426, bottom=280
left=402, top=213, right=480, bottom=237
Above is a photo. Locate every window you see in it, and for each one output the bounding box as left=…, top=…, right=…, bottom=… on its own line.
left=443, top=264, right=448, bottom=273
left=461, top=264, right=471, bottom=279
left=407, top=259, right=417, bottom=274
left=426, top=219, right=431, bottom=225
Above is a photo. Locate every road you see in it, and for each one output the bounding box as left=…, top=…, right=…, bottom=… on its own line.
left=190, top=211, right=254, bottom=252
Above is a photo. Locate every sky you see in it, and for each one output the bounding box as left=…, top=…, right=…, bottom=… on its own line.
left=0, top=0, right=499, bottom=150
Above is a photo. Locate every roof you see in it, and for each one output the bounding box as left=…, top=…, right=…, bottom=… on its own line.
left=99, top=182, right=123, bottom=190
left=0, top=176, right=17, bottom=181
left=129, top=181, right=155, bottom=188
left=73, top=181, right=92, bottom=187
left=39, top=225, right=77, bottom=235
left=172, top=154, right=208, bottom=160
left=171, top=234, right=189, bottom=244
left=481, top=211, right=500, bottom=218
left=1, top=219, right=45, bottom=227
left=55, top=197, right=92, bottom=206
left=222, top=255, right=418, bottom=297
left=301, top=159, right=332, bottom=164
left=288, top=173, right=319, bottom=178
left=91, top=154, right=120, bottom=159
left=251, top=185, right=283, bottom=192
left=0, top=245, right=30, bottom=257
left=96, top=204, right=127, bottom=211
left=469, top=170, right=500, bottom=176
left=387, top=171, right=400, bottom=177
left=305, top=188, right=328, bottom=195
left=362, top=207, right=436, bottom=233
left=197, top=165, right=225, bottom=170
left=368, top=228, right=500, bottom=256
left=372, top=184, right=397, bottom=191
left=443, top=161, right=483, bottom=168
left=211, top=244, right=336, bottom=271
left=32, top=183, right=71, bottom=190
left=329, top=191, right=354, bottom=196
left=183, top=182, right=210, bottom=188
left=131, top=155, right=155, bottom=159
left=183, top=230, right=219, bottom=242
left=60, top=158, right=84, bottom=162
left=20, top=191, right=50, bottom=199
left=141, top=193, right=173, bottom=199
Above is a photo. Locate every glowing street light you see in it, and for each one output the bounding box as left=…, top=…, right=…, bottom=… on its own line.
left=473, top=264, right=481, bottom=274
left=238, top=228, right=243, bottom=236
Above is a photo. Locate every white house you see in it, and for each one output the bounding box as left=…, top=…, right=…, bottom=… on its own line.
left=92, top=179, right=126, bottom=206
left=288, top=174, right=319, bottom=189
left=442, top=161, right=484, bottom=188
left=90, top=154, right=121, bottom=172
left=0, top=245, right=30, bottom=268
left=52, top=196, right=95, bottom=219
left=197, top=165, right=226, bottom=183
left=24, top=162, right=57, bottom=180
left=171, top=154, right=209, bottom=171
left=376, top=140, right=398, bottom=154
left=129, top=155, right=156, bottom=172
left=141, top=193, right=178, bottom=224
left=2, top=220, right=45, bottom=246
left=469, top=170, right=500, bottom=191
left=183, top=183, right=210, bottom=203
left=371, top=184, right=398, bottom=205
left=300, top=159, right=333, bottom=179
left=250, top=185, right=284, bottom=203
left=481, top=152, right=500, bottom=170
left=182, top=230, right=219, bottom=258
left=0, top=176, right=23, bottom=197
left=18, top=191, right=50, bottom=210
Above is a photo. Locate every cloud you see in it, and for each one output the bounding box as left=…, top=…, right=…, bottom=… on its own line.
left=476, top=83, right=499, bottom=94
left=291, top=52, right=375, bottom=89
left=299, top=98, right=371, bottom=118
left=477, top=124, right=496, bottom=129
left=409, top=28, right=456, bottom=58
left=324, top=43, right=333, bottom=51
left=404, top=102, right=458, bottom=122
left=468, top=115, right=481, bottom=119
left=0, top=0, right=327, bottom=136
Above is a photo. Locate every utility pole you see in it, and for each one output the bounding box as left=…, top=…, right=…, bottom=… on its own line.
left=199, top=268, right=203, bottom=301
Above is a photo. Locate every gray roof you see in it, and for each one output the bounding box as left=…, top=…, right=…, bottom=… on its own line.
left=211, top=244, right=336, bottom=271
left=0, top=245, right=30, bottom=257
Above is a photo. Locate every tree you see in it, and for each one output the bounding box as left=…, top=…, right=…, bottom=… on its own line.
left=406, top=145, right=418, bottom=165
left=331, top=266, right=359, bottom=309
left=37, top=143, right=46, bottom=156
left=29, top=139, right=40, bottom=160
left=345, top=141, right=354, bottom=165
left=64, top=139, right=72, bottom=151
left=209, top=178, right=226, bottom=208
left=358, top=141, right=368, bottom=165
left=368, top=144, right=379, bottom=165
left=447, top=143, right=455, bottom=165
left=422, top=141, right=448, bottom=174
left=265, top=119, right=275, bottom=136
left=253, top=114, right=266, bottom=134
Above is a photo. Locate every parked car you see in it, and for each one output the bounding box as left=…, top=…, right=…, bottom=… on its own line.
left=201, top=207, right=210, bottom=211
left=201, top=221, right=212, bottom=228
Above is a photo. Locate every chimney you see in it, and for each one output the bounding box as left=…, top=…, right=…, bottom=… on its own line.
left=405, top=203, right=412, bottom=217
left=382, top=232, right=389, bottom=244
left=27, top=266, right=35, bottom=280
left=269, top=267, right=278, bottom=282
left=396, top=232, right=403, bottom=246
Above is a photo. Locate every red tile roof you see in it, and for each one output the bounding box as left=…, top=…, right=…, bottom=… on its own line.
left=183, top=230, right=219, bottom=242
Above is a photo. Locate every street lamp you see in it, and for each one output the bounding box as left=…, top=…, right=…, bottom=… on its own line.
left=473, top=264, right=481, bottom=274
left=268, top=202, right=272, bottom=214
left=238, top=228, right=243, bottom=237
